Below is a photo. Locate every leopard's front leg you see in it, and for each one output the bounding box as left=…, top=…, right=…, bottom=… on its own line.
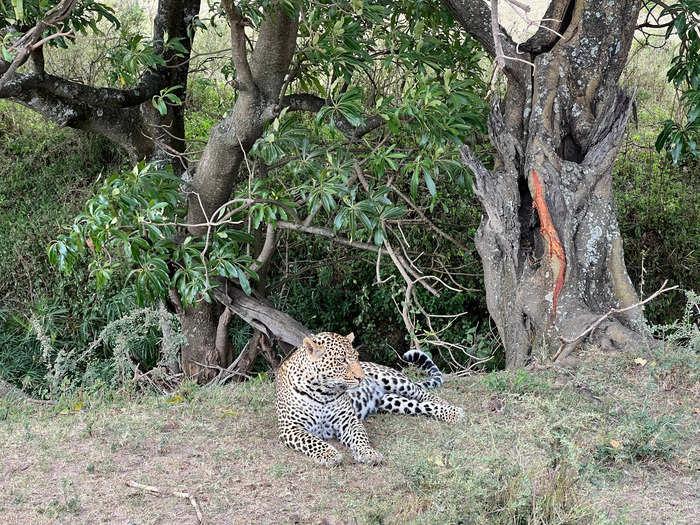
left=337, top=412, right=383, bottom=465
left=279, top=423, right=343, bottom=467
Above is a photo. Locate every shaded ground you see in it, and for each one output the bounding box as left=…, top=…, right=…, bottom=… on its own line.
left=1, top=345, right=698, bottom=524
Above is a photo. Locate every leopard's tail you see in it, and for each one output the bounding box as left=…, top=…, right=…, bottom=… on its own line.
left=401, top=350, right=443, bottom=389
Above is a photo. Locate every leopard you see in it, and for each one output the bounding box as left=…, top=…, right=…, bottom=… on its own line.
left=275, top=331, right=463, bottom=467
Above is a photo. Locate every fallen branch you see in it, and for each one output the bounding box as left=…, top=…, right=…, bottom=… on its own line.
left=126, top=480, right=204, bottom=524
left=552, top=280, right=678, bottom=362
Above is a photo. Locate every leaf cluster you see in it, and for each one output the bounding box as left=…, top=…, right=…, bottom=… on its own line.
left=48, top=0, right=489, bottom=311
left=0, top=0, right=118, bottom=46
left=48, top=162, right=257, bottom=306
left=655, top=0, right=700, bottom=163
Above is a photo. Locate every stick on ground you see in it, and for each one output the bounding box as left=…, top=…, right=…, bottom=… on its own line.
left=126, top=480, right=204, bottom=524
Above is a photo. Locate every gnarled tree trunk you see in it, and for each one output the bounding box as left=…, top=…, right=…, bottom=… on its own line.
left=445, top=0, right=644, bottom=367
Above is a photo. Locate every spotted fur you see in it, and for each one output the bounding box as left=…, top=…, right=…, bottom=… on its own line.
left=275, top=332, right=463, bottom=467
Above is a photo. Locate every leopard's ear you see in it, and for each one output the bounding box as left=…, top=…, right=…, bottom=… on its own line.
left=303, top=337, right=325, bottom=361
left=345, top=332, right=355, bottom=344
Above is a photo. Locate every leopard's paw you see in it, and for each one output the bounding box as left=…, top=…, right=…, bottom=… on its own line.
left=318, top=447, right=343, bottom=467
left=354, top=448, right=384, bottom=465
left=441, top=405, right=464, bottom=423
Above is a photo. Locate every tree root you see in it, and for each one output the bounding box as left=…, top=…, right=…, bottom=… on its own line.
left=552, top=280, right=678, bottom=363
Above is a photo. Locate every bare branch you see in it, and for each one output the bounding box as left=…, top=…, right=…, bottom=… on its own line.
left=221, top=0, right=256, bottom=92
left=442, top=0, right=516, bottom=60
left=491, top=0, right=506, bottom=70
left=29, top=30, right=75, bottom=50
left=276, top=221, right=381, bottom=253
left=251, top=223, right=277, bottom=273
left=388, top=183, right=469, bottom=253
left=126, top=481, right=204, bottom=524
left=215, top=307, right=234, bottom=364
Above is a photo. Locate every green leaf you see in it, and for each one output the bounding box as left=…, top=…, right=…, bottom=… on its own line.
left=424, top=171, right=437, bottom=196
left=373, top=228, right=385, bottom=245
left=655, top=120, right=676, bottom=153
left=411, top=167, right=420, bottom=199
left=383, top=206, right=406, bottom=220
left=11, top=0, right=23, bottom=21
left=333, top=208, right=347, bottom=232
left=237, top=267, right=252, bottom=295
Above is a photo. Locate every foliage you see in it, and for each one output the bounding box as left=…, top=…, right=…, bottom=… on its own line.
left=647, top=290, right=700, bottom=382
left=0, top=104, right=181, bottom=395
left=241, top=0, right=487, bottom=244
left=46, top=0, right=490, bottom=365
left=653, top=0, right=700, bottom=164
left=103, top=5, right=187, bottom=88
left=29, top=301, right=182, bottom=395
left=0, top=0, right=118, bottom=51
left=614, top=142, right=698, bottom=323
left=398, top=453, right=594, bottom=524
left=48, top=162, right=258, bottom=305
left=0, top=0, right=698, bottom=393
left=152, top=85, right=183, bottom=116
left=482, top=369, right=551, bottom=395
left=270, top=210, right=490, bottom=369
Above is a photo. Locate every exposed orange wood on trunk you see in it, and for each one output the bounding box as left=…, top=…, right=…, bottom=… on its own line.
left=531, top=170, right=566, bottom=318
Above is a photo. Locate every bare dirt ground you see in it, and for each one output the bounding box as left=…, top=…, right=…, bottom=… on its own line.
left=1, top=346, right=698, bottom=524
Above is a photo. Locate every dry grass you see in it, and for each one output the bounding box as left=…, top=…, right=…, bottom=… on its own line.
left=1, top=346, right=697, bottom=524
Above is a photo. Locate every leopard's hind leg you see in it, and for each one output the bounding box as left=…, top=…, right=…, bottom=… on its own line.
left=368, top=367, right=453, bottom=404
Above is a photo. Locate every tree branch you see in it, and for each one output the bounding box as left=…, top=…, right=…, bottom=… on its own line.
left=222, top=0, right=256, bottom=92
left=0, top=0, right=77, bottom=91
left=388, top=183, right=469, bottom=253
left=282, top=93, right=386, bottom=138
left=552, top=280, right=678, bottom=362
left=213, top=286, right=310, bottom=348
left=0, top=70, right=166, bottom=106
left=441, top=0, right=517, bottom=60
left=519, top=0, right=571, bottom=53
left=276, top=221, right=381, bottom=253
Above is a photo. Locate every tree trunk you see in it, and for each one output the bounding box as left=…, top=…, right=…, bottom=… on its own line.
left=446, top=0, right=644, bottom=367
left=0, top=0, right=200, bottom=166
left=179, top=5, right=299, bottom=380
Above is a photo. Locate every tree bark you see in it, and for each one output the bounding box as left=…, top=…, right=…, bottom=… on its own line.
left=0, top=0, right=200, bottom=165
left=446, top=0, right=644, bottom=367
left=179, top=4, right=299, bottom=381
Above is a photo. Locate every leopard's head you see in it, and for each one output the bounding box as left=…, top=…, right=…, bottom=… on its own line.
left=301, top=332, right=364, bottom=391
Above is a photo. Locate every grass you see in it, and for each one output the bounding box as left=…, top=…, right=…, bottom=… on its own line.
left=1, top=347, right=697, bottom=524
left=0, top=102, right=124, bottom=310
